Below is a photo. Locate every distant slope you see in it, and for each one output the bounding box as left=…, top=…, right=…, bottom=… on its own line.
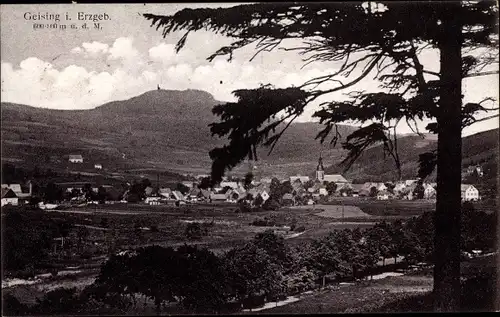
left=2, top=90, right=497, bottom=183
left=1, top=90, right=353, bottom=178
left=325, top=129, right=499, bottom=183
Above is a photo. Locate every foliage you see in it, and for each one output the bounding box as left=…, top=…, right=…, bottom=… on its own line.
left=262, top=198, right=281, bottom=210
left=325, top=182, right=337, bottom=195
left=243, top=172, right=254, bottom=190
left=369, top=186, right=378, bottom=197
left=224, top=243, right=286, bottom=302
left=185, top=222, right=207, bottom=240
left=3, top=210, right=60, bottom=273
left=412, top=180, right=425, bottom=199
left=43, top=182, right=64, bottom=203
left=176, top=183, right=190, bottom=194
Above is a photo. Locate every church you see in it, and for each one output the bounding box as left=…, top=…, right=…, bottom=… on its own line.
left=315, top=155, right=349, bottom=184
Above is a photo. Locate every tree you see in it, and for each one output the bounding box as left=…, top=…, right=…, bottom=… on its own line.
left=325, top=182, right=337, bottom=196
left=175, top=245, right=230, bottom=312
left=145, top=2, right=499, bottom=311
left=3, top=211, right=59, bottom=274
left=44, top=182, right=64, bottom=203
left=198, top=176, right=212, bottom=189
left=82, top=183, right=94, bottom=201
left=253, top=194, right=264, bottom=207
left=243, top=172, right=254, bottom=190
left=97, top=186, right=107, bottom=204
left=185, top=222, right=206, bottom=240
left=369, top=186, right=378, bottom=198
left=252, top=230, right=289, bottom=269
left=303, top=180, right=315, bottom=190
left=176, top=183, right=190, bottom=195
left=224, top=243, right=285, bottom=303
left=413, top=180, right=425, bottom=199
left=95, top=246, right=178, bottom=314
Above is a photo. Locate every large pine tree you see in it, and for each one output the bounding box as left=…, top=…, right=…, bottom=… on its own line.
left=144, top=2, right=499, bottom=311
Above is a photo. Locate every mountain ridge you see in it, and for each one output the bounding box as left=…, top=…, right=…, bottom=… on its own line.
left=1, top=89, right=497, bottom=182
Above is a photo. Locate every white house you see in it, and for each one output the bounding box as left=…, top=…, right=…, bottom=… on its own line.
left=145, top=196, right=162, bottom=205
left=69, top=154, right=83, bottom=163
left=461, top=184, right=480, bottom=201
left=318, top=188, right=328, bottom=196
left=424, top=183, right=437, bottom=199
left=94, top=164, right=102, bottom=170
left=1, top=188, right=18, bottom=206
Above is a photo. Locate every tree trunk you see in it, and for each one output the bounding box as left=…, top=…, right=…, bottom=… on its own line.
left=434, top=7, right=462, bottom=312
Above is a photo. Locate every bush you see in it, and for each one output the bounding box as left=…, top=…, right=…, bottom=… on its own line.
left=263, top=199, right=281, bottom=211
left=185, top=222, right=206, bottom=240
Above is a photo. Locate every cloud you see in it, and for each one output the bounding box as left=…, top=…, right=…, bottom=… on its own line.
left=82, top=41, right=109, bottom=55
left=71, top=41, right=109, bottom=57
left=1, top=36, right=497, bottom=136
left=108, top=37, right=139, bottom=61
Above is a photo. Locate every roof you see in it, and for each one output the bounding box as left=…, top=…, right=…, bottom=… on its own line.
left=289, top=176, right=310, bottom=183
left=282, top=193, right=294, bottom=200
left=220, top=181, right=239, bottom=189
left=210, top=193, right=227, bottom=200
left=323, top=174, right=348, bottom=183
left=461, top=184, right=476, bottom=192
left=1, top=188, right=17, bottom=199
left=351, top=184, right=365, bottom=192
left=69, top=154, right=83, bottom=160
left=171, top=191, right=185, bottom=201
left=377, top=190, right=392, bottom=196
left=189, top=188, right=201, bottom=196
left=200, top=189, right=211, bottom=198
left=1, top=184, right=22, bottom=194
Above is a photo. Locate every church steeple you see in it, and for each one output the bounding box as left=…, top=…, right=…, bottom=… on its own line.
left=316, top=153, right=325, bottom=181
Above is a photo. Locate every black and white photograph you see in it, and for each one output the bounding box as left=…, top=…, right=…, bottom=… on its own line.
left=1, top=1, right=499, bottom=315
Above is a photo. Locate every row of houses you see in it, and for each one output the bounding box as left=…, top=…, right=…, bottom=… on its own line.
left=1, top=183, right=32, bottom=207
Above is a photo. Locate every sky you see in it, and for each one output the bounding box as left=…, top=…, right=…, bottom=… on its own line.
left=1, top=3, right=498, bottom=137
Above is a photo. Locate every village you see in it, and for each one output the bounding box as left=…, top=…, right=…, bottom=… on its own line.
left=1, top=153, right=482, bottom=208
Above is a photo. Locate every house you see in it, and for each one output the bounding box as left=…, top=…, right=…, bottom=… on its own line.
left=145, top=196, right=162, bottom=205
left=181, top=181, right=194, bottom=189
left=377, top=190, right=391, bottom=200
left=314, top=155, right=350, bottom=185
left=1, top=188, right=18, bottom=206
left=461, top=184, right=480, bottom=201
left=260, top=177, right=273, bottom=184
left=393, top=181, right=407, bottom=194
left=336, top=183, right=353, bottom=196
left=94, top=164, right=103, bottom=170
left=226, top=189, right=242, bottom=202
left=351, top=184, right=365, bottom=197
left=282, top=193, right=295, bottom=206
left=145, top=186, right=155, bottom=196
left=188, top=188, right=201, bottom=201
left=1, top=182, right=32, bottom=203
left=424, top=183, right=437, bottom=199
left=171, top=191, right=185, bottom=201
left=69, top=154, right=83, bottom=163
left=405, top=179, right=418, bottom=186
left=289, top=175, right=310, bottom=183
left=323, top=174, right=349, bottom=184
left=159, top=187, right=172, bottom=198
left=260, top=190, right=270, bottom=201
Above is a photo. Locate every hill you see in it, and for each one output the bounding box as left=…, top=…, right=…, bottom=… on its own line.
left=325, top=128, right=499, bottom=184
left=1, top=90, right=354, bottom=179
left=2, top=89, right=497, bottom=183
